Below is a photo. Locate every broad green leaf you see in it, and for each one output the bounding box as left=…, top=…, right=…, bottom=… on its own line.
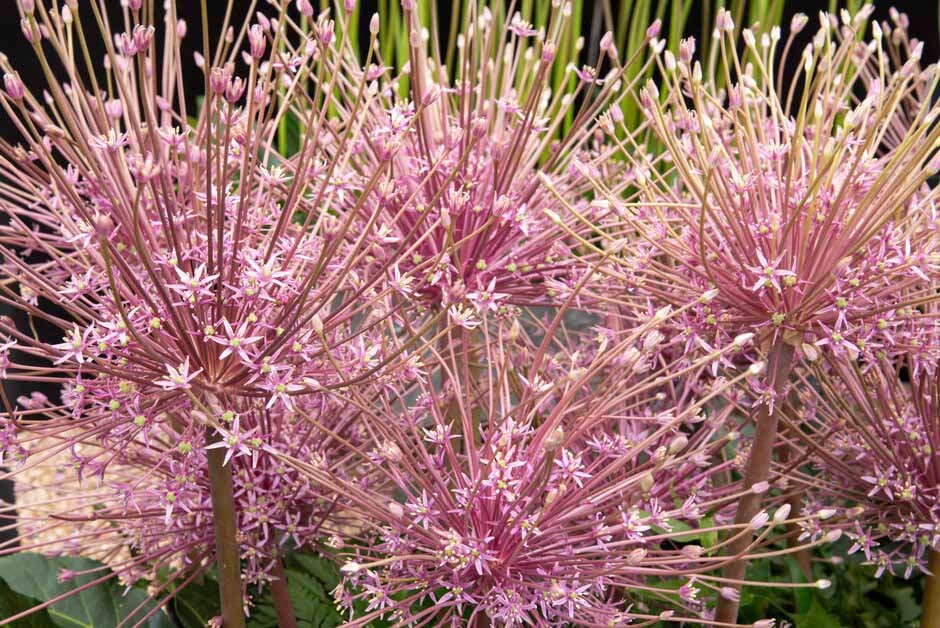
left=0, top=577, right=56, bottom=628
left=171, top=577, right=221, bottom=628
left=0, top=554, right=169, bottom=628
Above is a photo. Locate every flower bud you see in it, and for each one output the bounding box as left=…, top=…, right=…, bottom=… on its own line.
left=750, top=481, right=770, bottom=495
left=772, top=504, right=791, bottom=523
left=93, top=213, right=115, bottom=238
left=3, top=73, right=24, bottom=101
left=296, top=0, right=314, bottom=17
left=248, top=24, right=266, bottom=59
left=817, top=508, right=837, bottom=520
left=627, top=548, right=647, bottom=565
left=340, top=562, right=361, bottom=574
left=668, top=434, right=688, bottom=454
left=749, top=511, right=770, bottom=530
left=824, top=529, right=843, bottom=543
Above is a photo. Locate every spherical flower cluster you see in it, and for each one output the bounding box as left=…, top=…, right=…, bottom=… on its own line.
left=786, top=348, right=940, bottom=579
left=592, top=9, right=940, bottom=364
left=279, top=305, right=822, bottom=626
left=339, top=4, right=651, bottom=321
left=0, top=0, right=410, bottom=610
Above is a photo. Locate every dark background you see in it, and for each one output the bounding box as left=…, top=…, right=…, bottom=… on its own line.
left=0, top=0, right=936, bottom=541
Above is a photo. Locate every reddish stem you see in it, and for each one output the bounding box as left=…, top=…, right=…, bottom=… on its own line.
left=714, top=341, right=795, bottom=624
left=206, top=428, right=246, bottom=628
left=269, top=555, right=299, bottom=628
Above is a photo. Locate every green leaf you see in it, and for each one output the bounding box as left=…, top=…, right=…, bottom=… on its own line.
left=0, top=553, right=169, bottom=628
left=0, top=577, right=57, bottom=628
left=291, top=555, right=339, bottom=590
left=792, top=597, right=842, bottom=628
left=171, top=577, right=221, bottom=628
left=785, top=556, right=812, bottom=614
left=248, top=552, right=342, bottom=628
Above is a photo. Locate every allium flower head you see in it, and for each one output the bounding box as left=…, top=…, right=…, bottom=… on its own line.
left=340, top=3, right=653, bottom=316
left=0, top=0, right=421, bottom=612
left=784, top=345, right=940, bottom=579
left=590, top=8, right=940, bottom=363
left=280, top=302, right=805, bottom=626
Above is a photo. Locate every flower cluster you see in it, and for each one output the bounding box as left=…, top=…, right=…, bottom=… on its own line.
left=0, top=2, right=939, bottom=627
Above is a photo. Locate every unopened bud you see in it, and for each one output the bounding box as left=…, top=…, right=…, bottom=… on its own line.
left=750, top=481, right=770, bottom=495
left=627, top=548, right=648, bottom=565
left=3, top=73, right=24, bottom=101
left=700, top=288, right=719, bottom=303
left=773, top=504, right=792, bottom=523
left=248, top=24, right=266, bottom=58
left=749, top=511, right=770, bottom=530
left=340, top=562, right=361, bottom=574
left=296, top=0, right=314, bottom=17
left=668, top=434, right=688, bottom=454
left=801, top=342, right=819, bottom=362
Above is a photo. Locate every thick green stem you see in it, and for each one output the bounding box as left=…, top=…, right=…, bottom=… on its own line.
left=714, top=341, right=795, bottom=624
left=206, top=428, right=246, bottom=628
left=923, top=550, right=940, bottom=628
left=269, top=555, right=299, bottom=628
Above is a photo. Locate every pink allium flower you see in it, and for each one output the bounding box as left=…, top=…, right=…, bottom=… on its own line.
left=0, top=1, right=422, bottom=621
left=592, top=11, right=940, bottom=362
left=279, top=303, right=811, bottom=626
left=583, top=9, right=940, bottom=621
left=784, top=346, right=940, bottom=580
left=7, top=395, right=368, bottom=585
left=338, top=3, right=653, bottom=314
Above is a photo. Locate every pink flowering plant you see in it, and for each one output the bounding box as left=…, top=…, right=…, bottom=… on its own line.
left=0, top=1, right=939, bottom=627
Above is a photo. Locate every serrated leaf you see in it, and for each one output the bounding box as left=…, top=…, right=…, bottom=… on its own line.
left=291, top=555, right=338, bottom=590
left=0, top=553, right=169, bottom=628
